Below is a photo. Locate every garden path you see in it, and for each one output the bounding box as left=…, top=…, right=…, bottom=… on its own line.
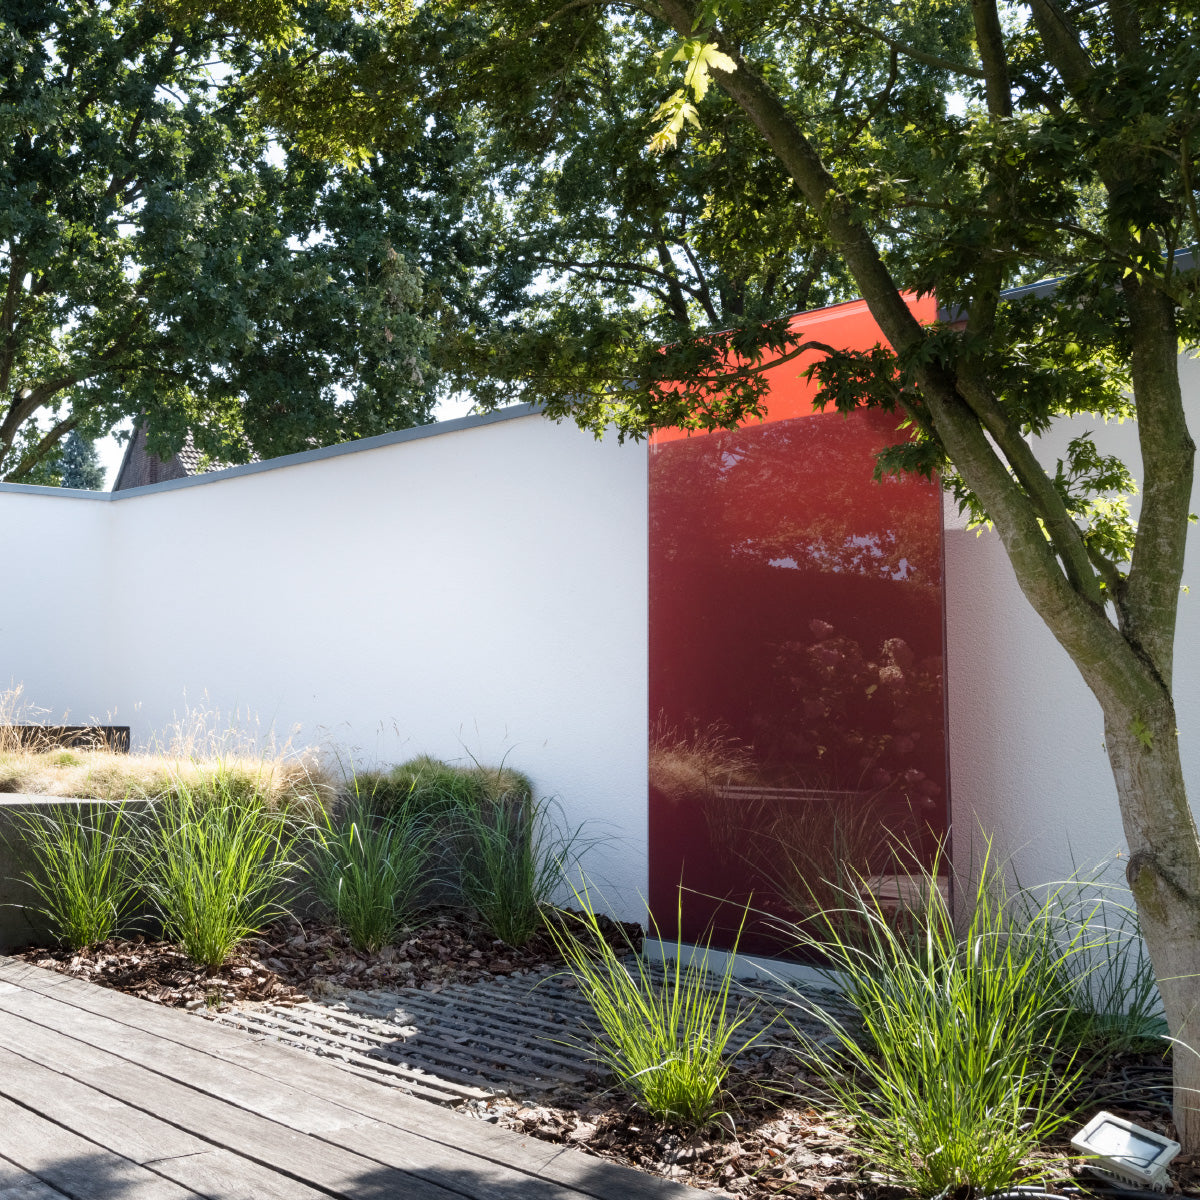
left=208, top=963, right=810, bottom=1105
left=0, top=957, right=702, bottom=1200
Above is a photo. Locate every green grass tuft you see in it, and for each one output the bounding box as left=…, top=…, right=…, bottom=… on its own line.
left=140, top=772, right=301, bottom=968
left=783, top=843, right=1093, bottom=1198
left=456, top=794, right=581, bottom=947
left=549, top=886, right=761, bottom=1126
left=16, top=802, right=138, bottom=948
left=310, top=795, right=435, bottom=952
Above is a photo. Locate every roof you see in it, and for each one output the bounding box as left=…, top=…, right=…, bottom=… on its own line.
left=112, top=426, right=226, bottom=492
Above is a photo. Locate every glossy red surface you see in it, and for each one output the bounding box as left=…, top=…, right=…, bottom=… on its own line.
left=647, top=299, right=948, bottom=957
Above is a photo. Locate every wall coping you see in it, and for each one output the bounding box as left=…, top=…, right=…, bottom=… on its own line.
left=0, top=403, right=543, bottom=502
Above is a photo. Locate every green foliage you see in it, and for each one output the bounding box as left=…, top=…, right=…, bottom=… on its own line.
left=1070, top=921, right=1167, bottom=1057
left=786, top=848, right=1093, bottom=1197
left=548, top=886, right=760, bottom=1125
left=1022, top=865, right=1168, bottom=1058
left=456, top=793, right=581, bottom=947
left=310, top=797, right=434, bottom=952
left=232, top=0, right=1200, bottom=610
left=140, top=773, right=300, bottom=968
left=16, top=803, right=138, bottom=949
left=342, top=755, right=567, bottom=944
left=0, top=0, right=496, bottom=481
left=25, top=433, right=107, bottom=491
left=358, top=755, right=532, bottom=819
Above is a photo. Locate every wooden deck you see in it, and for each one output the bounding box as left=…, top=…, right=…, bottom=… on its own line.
left=0, top=958, right=700, bottom=1199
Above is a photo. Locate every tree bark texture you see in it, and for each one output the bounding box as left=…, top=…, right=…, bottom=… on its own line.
left=1107, top=714, right=1200, bottom=1149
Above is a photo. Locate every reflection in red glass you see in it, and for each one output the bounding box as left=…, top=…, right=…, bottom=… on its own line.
left=648, top=307, right=948, bottom=958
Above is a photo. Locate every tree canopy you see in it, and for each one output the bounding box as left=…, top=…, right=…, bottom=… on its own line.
left=0, top=0, right=520, bottom=481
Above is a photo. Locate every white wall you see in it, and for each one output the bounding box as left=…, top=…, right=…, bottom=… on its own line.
left=0, top=489, right=116, bottom=722
left=0, top=412, right=650, bottom=915
left=945, top=353, right=1200, bottom=886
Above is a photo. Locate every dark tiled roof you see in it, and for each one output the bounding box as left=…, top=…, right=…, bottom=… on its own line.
left=112, top=426, right=237, bottom=491
left=111, top=425, right=191, bottom=491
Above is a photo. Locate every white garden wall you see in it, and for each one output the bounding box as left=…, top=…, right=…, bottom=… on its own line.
left=945, top=352, right=1200, bottom=885
left=1, top=409, right=650, bottom=914
left=4, top=368, right=1200, bottom=921
left=1, top=488, right=115, bottom=720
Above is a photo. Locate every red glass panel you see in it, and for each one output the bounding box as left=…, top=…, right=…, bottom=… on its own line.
left=647, top=299, right=948, bottom=957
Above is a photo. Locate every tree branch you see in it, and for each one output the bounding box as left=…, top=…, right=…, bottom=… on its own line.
left=1121, top=274, right=1196, bottom=688
left=955, top=371, right=1104, bottom=604
left=5, top=413, right=81, bottom=482
left=819, top=7, right=986, bottom=80
left=1029, top=0, right=1094, bottom=91
left=971, top=0, right=1013, bottom=118
left=677, top=238, right=719, bottom=324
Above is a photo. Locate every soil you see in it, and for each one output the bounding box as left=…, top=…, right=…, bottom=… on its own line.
left=15, top=919, right=1200, bottom=1199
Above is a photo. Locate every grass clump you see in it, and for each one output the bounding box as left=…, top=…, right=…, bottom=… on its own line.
left=786, top=845, right=1092, bottom=1198
left=0, top=749, right=331, bottom=815
left=457, top=794, right=581, bottom=947
left=140, top=773, right=301, bottom=968
left=356, top=754, right=532, bottom=818
left=311, top=796, right=435, bottom=952
left=350, top=755, right=574, bottom=947
left=15, top=802, right=139, bottom=949
left=1017, top=864, right=1168, bottom=1058
left=0, top=686, right=333, bottom=815
left=550, top=887, right=761, bottom=1126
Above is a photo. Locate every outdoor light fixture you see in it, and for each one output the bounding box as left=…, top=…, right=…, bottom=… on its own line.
left=1070, top=1111, right=1180, bottom=1191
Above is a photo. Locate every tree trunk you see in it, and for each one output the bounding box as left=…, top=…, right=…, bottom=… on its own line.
left=1102, top=708, right=1200, bottom=1148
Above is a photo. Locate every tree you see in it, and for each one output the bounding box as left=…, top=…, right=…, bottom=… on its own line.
left=25, top=431, right=107, bottom=490
left=0, top=0, right=508, bottom=481
left=179, top=0, right=1200, bottom=1142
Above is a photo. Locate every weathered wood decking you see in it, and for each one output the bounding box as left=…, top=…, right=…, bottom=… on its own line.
left=0, top=958, right=701, bottom=1199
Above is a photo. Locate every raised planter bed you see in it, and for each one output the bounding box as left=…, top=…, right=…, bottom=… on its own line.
left=0, top=724, right=131, bottom=752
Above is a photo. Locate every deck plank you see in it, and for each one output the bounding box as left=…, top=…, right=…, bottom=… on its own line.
left=0, top=1095, right=196, bottom=1200
left=0, top=991, right=640, bottom=1200
left=0, top=1011, right=474, bottom=1200
left=0, top=959, right=695, bottom=1200
left=0, top=1156, right=73, bottom=1200
left=0, top=1048, right=328, bottom=1200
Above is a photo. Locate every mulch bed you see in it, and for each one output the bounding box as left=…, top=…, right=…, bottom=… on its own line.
left=472, top=1052, right=882, bottom=1198
left=469, top=1047, right=1200, bottom=1199
left=15, top=920, right=1200, bottom=1199
left=14, top=906, right=641, bottom=1009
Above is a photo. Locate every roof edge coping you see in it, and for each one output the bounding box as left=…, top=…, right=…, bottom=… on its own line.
left=0, top=403, right=542, bottom=502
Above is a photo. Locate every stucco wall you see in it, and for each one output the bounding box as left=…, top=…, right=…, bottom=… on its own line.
left=0, top=411, right=650, bottom=915
left=945, top=353, right=1200, bottom=885
left=1, top=488, right=115, bottom=722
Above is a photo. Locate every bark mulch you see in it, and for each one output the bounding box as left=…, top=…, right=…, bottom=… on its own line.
left=14, top=907, right=641, bottom=1009
left=466, top=1047, right=1200, bottom=1199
